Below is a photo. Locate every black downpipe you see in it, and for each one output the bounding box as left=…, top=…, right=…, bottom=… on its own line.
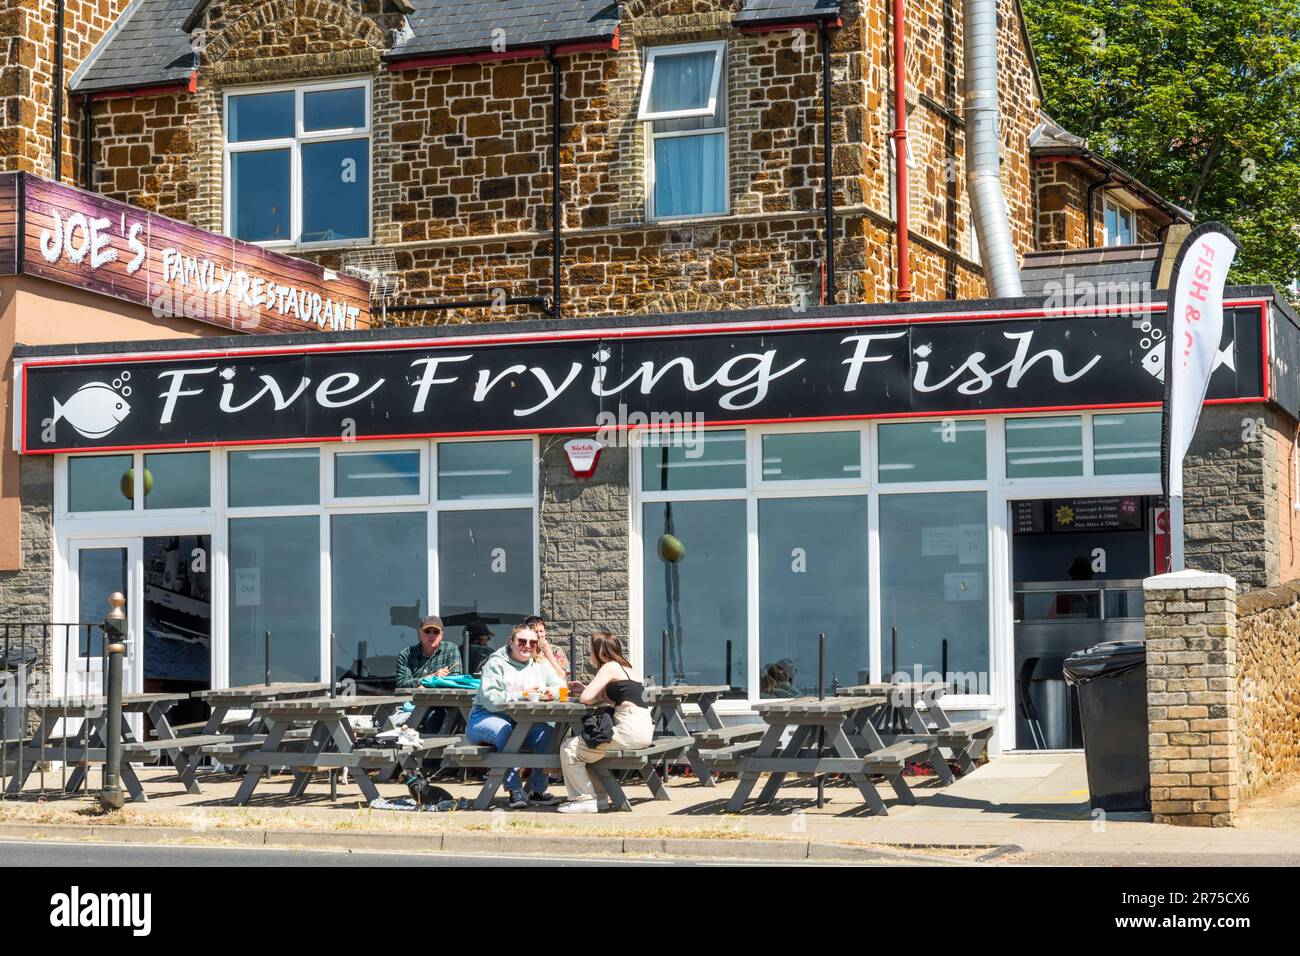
left=548, top=50, right=563, bottom=321
left=1086, top=171, right=1114, bottom=247
left=819, top=20, right=836, bottom=303
left=52, top=0, right=65, bottom=181
left=82, top=95, right=93, bottom=190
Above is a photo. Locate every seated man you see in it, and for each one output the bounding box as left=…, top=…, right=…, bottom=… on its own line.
left=464, top=621, right=495, bottom=676
left=466, top=623, right=564, bottom=809
left=396, top=615, right=461, bottom=732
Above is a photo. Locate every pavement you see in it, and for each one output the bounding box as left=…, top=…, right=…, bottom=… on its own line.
left=3, top=753, right=1300, bottom=865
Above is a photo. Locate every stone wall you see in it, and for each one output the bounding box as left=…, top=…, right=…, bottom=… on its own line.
left=1234, top=582, right=1300, bottom=800
left=537, top=435, right=631, bottom=681
left=1144, top=570, right=1239, bottom=826
left=1, top=0, right=129, bottom=179
left=83, top=0, right=1047, bottom=319
left=0, top=457, right=55, bottom=708
left=1182, top=403, right=1278, bottom=592
left=1145, top=569, right=1300, bottom=826
left=1033, top=158, right=1169, bottom=252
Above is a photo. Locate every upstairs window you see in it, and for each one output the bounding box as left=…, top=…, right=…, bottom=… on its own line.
left=224, top=79, right=371, bottom=247
left=1103, top=197, right=1135, bottom=247
left=639, top=42, right=727, bottom=220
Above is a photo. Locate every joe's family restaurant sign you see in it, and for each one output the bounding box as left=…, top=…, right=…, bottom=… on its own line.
left=0, top=173, right=371, bottom=334
left=15, top=302, right=1268, bottom=453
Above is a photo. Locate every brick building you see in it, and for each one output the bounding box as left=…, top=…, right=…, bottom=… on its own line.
left=3, top=0, right=1181, bottom=322
left=6, top=0, right=1300, bottom=769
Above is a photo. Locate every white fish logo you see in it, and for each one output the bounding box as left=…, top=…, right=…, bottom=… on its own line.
left=53, top=380, right=132, bottom=439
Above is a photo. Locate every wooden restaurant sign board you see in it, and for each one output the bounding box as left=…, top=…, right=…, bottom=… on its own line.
left=0, top=172, right=371, bottom=334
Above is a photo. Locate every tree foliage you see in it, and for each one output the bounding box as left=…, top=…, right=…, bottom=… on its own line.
left=1022, top=0, right=1300, bottom=288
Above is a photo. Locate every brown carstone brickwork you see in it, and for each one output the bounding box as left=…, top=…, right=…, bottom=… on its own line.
left=1033, top=157, right=1168, bottom=252
left=1, top=0, right=131, bottom=179
left=1145, top=571, right=1240, bottom=827
left=1234, top=582, right=1300, bottom=801
left=82, top=0, right=1049, bottom=319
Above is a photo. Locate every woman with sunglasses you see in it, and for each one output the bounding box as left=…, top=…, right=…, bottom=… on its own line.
left=466, top=623, right=566, bottom=809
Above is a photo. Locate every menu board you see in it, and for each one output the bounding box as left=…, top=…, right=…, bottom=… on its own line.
left=1011, top=500, right=1047, bottom=534
left=1048, top=496, right=1144, bottom=533
left=1013, top=497, right=1146, bottom=534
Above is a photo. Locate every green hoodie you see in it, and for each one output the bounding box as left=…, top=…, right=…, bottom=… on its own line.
left=474, top=645, right=564, bottom=713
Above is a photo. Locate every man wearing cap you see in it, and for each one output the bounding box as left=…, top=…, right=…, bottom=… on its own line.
left=395, top=615, right=461, bottom=689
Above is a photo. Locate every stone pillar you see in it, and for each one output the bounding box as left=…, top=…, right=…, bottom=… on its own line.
left=1144, top=569, right=1240, bottom=826
left=537, top=436, right=630, bottom=681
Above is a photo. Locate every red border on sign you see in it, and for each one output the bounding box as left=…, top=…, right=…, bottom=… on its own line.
left=19, top=299, right=1273, bottom=454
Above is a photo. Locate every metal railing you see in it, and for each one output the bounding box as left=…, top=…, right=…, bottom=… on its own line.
left=0, top=621, right=109, bottom=801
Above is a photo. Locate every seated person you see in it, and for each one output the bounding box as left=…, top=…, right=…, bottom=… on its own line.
left=760, top=659, right=800, bottom=698
left=525, top=614, right=569, bottom=679
left=396, top=615, right=461, bottom=732
left=466, top=623, right=565, bottom=809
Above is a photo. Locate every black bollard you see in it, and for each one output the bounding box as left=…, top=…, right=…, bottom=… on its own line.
left=817, top=632, right=826, bottom=810
left=328, top=632, right=337, bottom=802
left=725, top=640, right=732, bottom=689
left=264, top=630, right=271, bottom=686
left=661, top=629, right=668, bottom=688
left=569, top=633, right=577, bottom=680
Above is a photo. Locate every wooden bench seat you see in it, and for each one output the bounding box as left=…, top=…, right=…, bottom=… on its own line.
left=861, top=740, right=932, bottom=775
left=598, top=735, right=693, bottom=761
left=690, top=724, right=766, bottom=746
left=200, top=740, right=266, bottom=758
left=936, top=719, right=996, bottom=744
left=699, top=739, right=762, bottom=771
left=123, top=734, right=232, bottom=755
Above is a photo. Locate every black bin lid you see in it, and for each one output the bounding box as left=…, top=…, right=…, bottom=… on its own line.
left=1062, top=640, right=1146, bottom=686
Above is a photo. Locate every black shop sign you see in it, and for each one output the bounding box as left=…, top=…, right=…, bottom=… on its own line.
left=18, top=305, right=1265, bottom=453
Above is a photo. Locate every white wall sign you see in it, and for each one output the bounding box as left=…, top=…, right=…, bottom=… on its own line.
left=563, top=438, right=603, bottom=478
left=234, top=567, right=261, bottom=607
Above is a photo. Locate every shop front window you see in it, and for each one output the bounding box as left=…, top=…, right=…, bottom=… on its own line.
left=878, top=420, right=986, bottom=483
left=437, top=509, right=535, bottom=640
left=758, top=496, right=870, bottom=696
left=143, top=452, right=210, bottom=510
left=68, top=454, right=134, bottom=512
left=1005, top=416, right=1084, bottom=478
left=228, top=449, right=320, bottom=507
left=642, top=499, right=747, bottom=693
left=331, top=512, right=427, bottom=689
left=228, top=515, right=321, bottom=684
left=437, top=440, right=533, bottom=500
left=641, top=429, right=746, bottom=491
left=333, top=450, right=421, bottom=499
left=1092, top=412, right=1160, bottom=475
left=879, top=492, right=989, bottom=686
left=760, top=431, right=861, bottom=481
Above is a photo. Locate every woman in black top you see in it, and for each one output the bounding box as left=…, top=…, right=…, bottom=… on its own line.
left=558, top=632, right=654, bottom=813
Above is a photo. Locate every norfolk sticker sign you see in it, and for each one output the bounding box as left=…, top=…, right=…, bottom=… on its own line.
left=0, top=172, right=371, bottom=334
left=16, top=302, right=1266, bottom=454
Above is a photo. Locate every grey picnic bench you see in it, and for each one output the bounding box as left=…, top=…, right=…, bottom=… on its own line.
left=645, top=684, right=764, bottom=786
left=4, top=692, right=205, bottom=800
left=442, top=699, right=693, bottom=811
left=208, top=694, right=412, bottom=806
left=836, top=682, right=996, bottom=776
left=375, top=685, right=478, bottom=782
left=727, top=695, right=934, bottom=815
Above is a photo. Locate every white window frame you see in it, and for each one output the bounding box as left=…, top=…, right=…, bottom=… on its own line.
left=222, top=77, right=373, bottom=250
left=53, top=437, right=539, bottom=692
left=640, top=41, right=729, bottom=222
left=637, top=41, right=726, bottom=121
left=1103, top=196, right=1136, bottom=247
left=629, top=412, right=1164, bottom=750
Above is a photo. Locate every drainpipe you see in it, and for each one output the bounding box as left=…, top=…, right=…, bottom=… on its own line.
left=889, top=0, right=912, bottom=301
left=1086, top=171, right=1113, bottom=247
left=52, top=0, right=65, bottom=181
left=547, top=49, right=563, bottom=321
left=82, top=95, right=93, bottom=190
left=963, top=0, right=1022, bottom=297
left=819, top=20, right=836, bottom=303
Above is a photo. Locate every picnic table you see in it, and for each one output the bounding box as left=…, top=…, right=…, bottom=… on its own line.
left=836, top=682, right=996, bottom=776
left=726, top=695, right=936, bottom=815
left=644, top=684, right=764, bottom=786
left=210, top=695, right=411, bottom=806
left=189, top=682, right=331, bottom=737
left=442, top=700, right=691, bottom=811
left=4, top=692, right=204, bottom=800
left=374, top=686, right=478, bottom=782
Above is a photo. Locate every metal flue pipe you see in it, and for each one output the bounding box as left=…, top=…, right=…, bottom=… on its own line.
left=963, top=0, right=1023, bottom=297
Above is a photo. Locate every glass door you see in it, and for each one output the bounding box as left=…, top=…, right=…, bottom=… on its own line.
left=142, top=535, right=212, bottom=729
left=65, top=538, right=139, bottom=699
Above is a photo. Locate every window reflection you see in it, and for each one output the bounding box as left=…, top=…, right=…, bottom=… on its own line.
left=642, top=500, right=747, bottom=695
left=759, top=497, right=869, bottom=695
left=68, top=455, right=133, bottom=512
left=437, top=509, right=534, bottom=642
